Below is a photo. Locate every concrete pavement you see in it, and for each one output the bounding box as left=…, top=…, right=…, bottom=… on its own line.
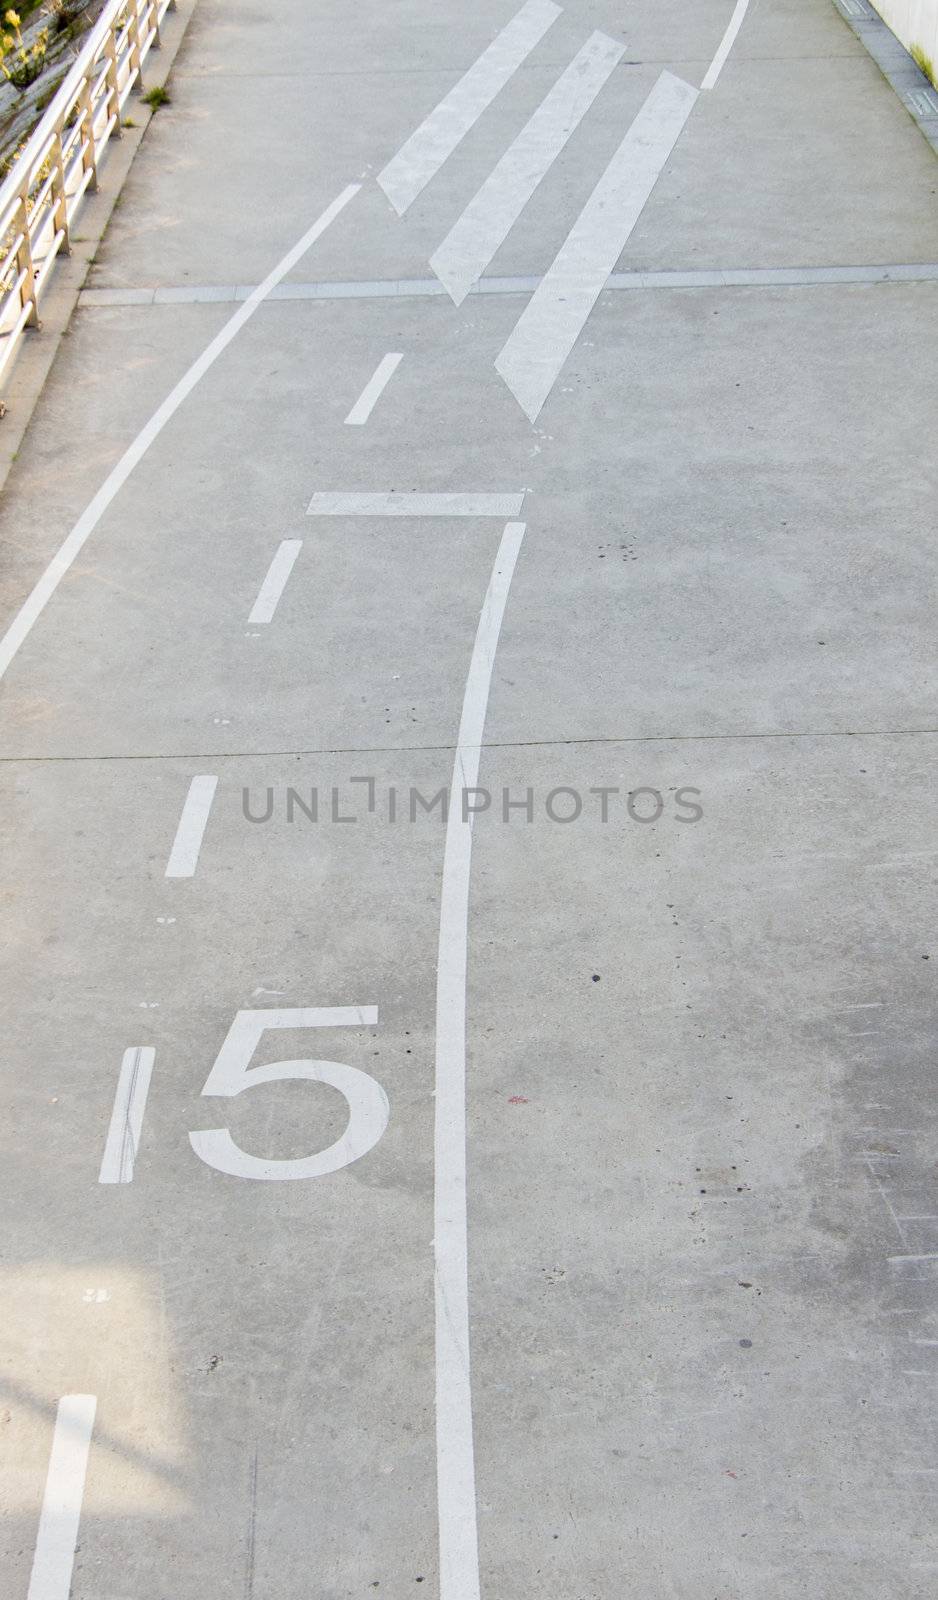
left=1, top=1, right=938, bottom=1596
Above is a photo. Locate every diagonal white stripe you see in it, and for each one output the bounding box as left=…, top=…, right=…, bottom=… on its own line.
left=495, top=71, right=698, bottom=421
left=377, top=0, right=561, bottom=216
left=431, top=31, right=625, bottom=305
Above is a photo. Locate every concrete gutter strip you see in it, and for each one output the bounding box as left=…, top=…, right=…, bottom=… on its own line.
left=834, top=0, right=938, bottom=154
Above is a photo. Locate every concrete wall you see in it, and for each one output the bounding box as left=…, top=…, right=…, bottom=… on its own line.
left=872, top=0, right=938, bottom=72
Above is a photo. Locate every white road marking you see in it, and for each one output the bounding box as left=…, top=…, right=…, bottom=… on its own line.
left=27, top=1395, right=96, bottom=1600
left=248, top=540, right=303, bottom=624
left=495, top=71, right=698, bottom=421
left=377, top=0, right=561, bottom=215
left=344, top=353, right=404, bottom=424
left=98, top=1047, right=156, bottom=1184
left=0, top=186, right=359, bottom=682
left=431, top=31, right=625, bottom=306
left=190, top=1005, right=383, bottom=1181
left=165, top=775, right=219, bottom=879
left=307, top=491, right=525, bottom=517
left=701, top=0, right=752, bottom=91
left=889, top=1253, right=938, bottom=1264
left=435, top=519, right=526, bottom=1600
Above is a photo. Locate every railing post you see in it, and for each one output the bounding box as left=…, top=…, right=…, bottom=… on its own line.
left=129, top=0, right=145, bottom=88
left=79, top=75, right=99, bottom=189
left=105, top=19, right=123, bottom=136
left=51, top=125, right=71, bottom=255
left=15, top=193, right=39, bottom=328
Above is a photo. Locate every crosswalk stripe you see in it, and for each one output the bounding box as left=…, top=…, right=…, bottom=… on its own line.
left=431, top=30, right=625, bottom=306
left=495, top=70, right=698, bottom=421
left=377, top=0, right=561, bottom=216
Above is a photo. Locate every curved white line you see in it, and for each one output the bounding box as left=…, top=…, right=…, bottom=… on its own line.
left=435, top=518, right=526, bottom=1600
left=701, top=0, right=753, bottom=90
left=0, top=185, right=360, bottom=683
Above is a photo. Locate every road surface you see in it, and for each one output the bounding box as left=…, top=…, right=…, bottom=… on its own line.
left=2, top=0, right=938, bottom=1596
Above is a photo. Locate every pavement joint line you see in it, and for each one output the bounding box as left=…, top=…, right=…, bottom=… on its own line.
left=169, top=53, right=866, bottom=81
left=78, top=265, right=938, bottom=308
left=4, top=726, right=938, bottom=765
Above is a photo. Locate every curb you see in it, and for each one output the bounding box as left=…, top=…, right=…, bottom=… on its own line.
left=833, top=0, right=938, bottom=156
left=0, top=0, right=199, bottom=499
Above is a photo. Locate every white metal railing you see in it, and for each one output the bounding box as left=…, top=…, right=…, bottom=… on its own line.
left=0, top=0, right=176, bottom=404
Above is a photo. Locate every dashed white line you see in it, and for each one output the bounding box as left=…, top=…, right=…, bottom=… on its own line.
left=165, top=774, right=219, bottom=879
left=701, top=0, right=753, bottom=90
left=307, top=491, right=525, bottom=518
left=377, top=0, right=561, bottom=214
left=248, top=539, right=303, bottom=624
left=27, top=1395, right=96, bottom=1600
left=435, top=519, right=526, bottom=1600
left=495, top=71, right=698, bottom=421
left=0, top=186, right=359, bottom=682
left=431, top=31, right=625, bottom=306
left=344, top=353, right=404, bottom=424
left=98, top=1046, right=156, bottom=1184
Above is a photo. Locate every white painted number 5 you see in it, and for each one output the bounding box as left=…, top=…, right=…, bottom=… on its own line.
left=189, top=1006, right=387, bottom=1180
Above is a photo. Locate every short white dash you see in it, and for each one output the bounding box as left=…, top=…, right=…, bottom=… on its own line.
left=27, top=1395, right=96, bottom=1600
left=889, top=1253, right=938, bottom=1264
left=165, top=775, right=219, bottom=878
left=248, top=540, right=303, bottom=624
left=345, top=354, right=403, bottom=424
left=98, top=1047, right=155, bottom=1184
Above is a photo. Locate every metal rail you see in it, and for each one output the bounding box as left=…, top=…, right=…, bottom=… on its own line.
left=0, top=0, right=176, bottom=404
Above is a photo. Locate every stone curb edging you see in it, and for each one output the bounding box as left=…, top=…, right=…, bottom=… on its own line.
left=833, top=0, right=938, bottom=156
left=0, top=0, right=199, bottom=499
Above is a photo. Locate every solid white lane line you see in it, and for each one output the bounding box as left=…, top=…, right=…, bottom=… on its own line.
left=98, top=1046, right=156, bottom=1184
left=495, top=71, right=697, bottom=421
left=0, top=186, right=359, bottom=684
left=435, top=519, right=526, bottom=1600
left=431, top=31, right=625, bottom=306
left=165, top=774, right=219, bottom=878
left=377, top=0, right=561, bottom=215
left=307, top=491, right=525, bottom=518
left=701, top=0, right=752, bottom=90
left=248, top=539, right=303, bottom=624
left=344, top=353, right=404, bottom=424
left=27, top=1395, right=97, bottom=1600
